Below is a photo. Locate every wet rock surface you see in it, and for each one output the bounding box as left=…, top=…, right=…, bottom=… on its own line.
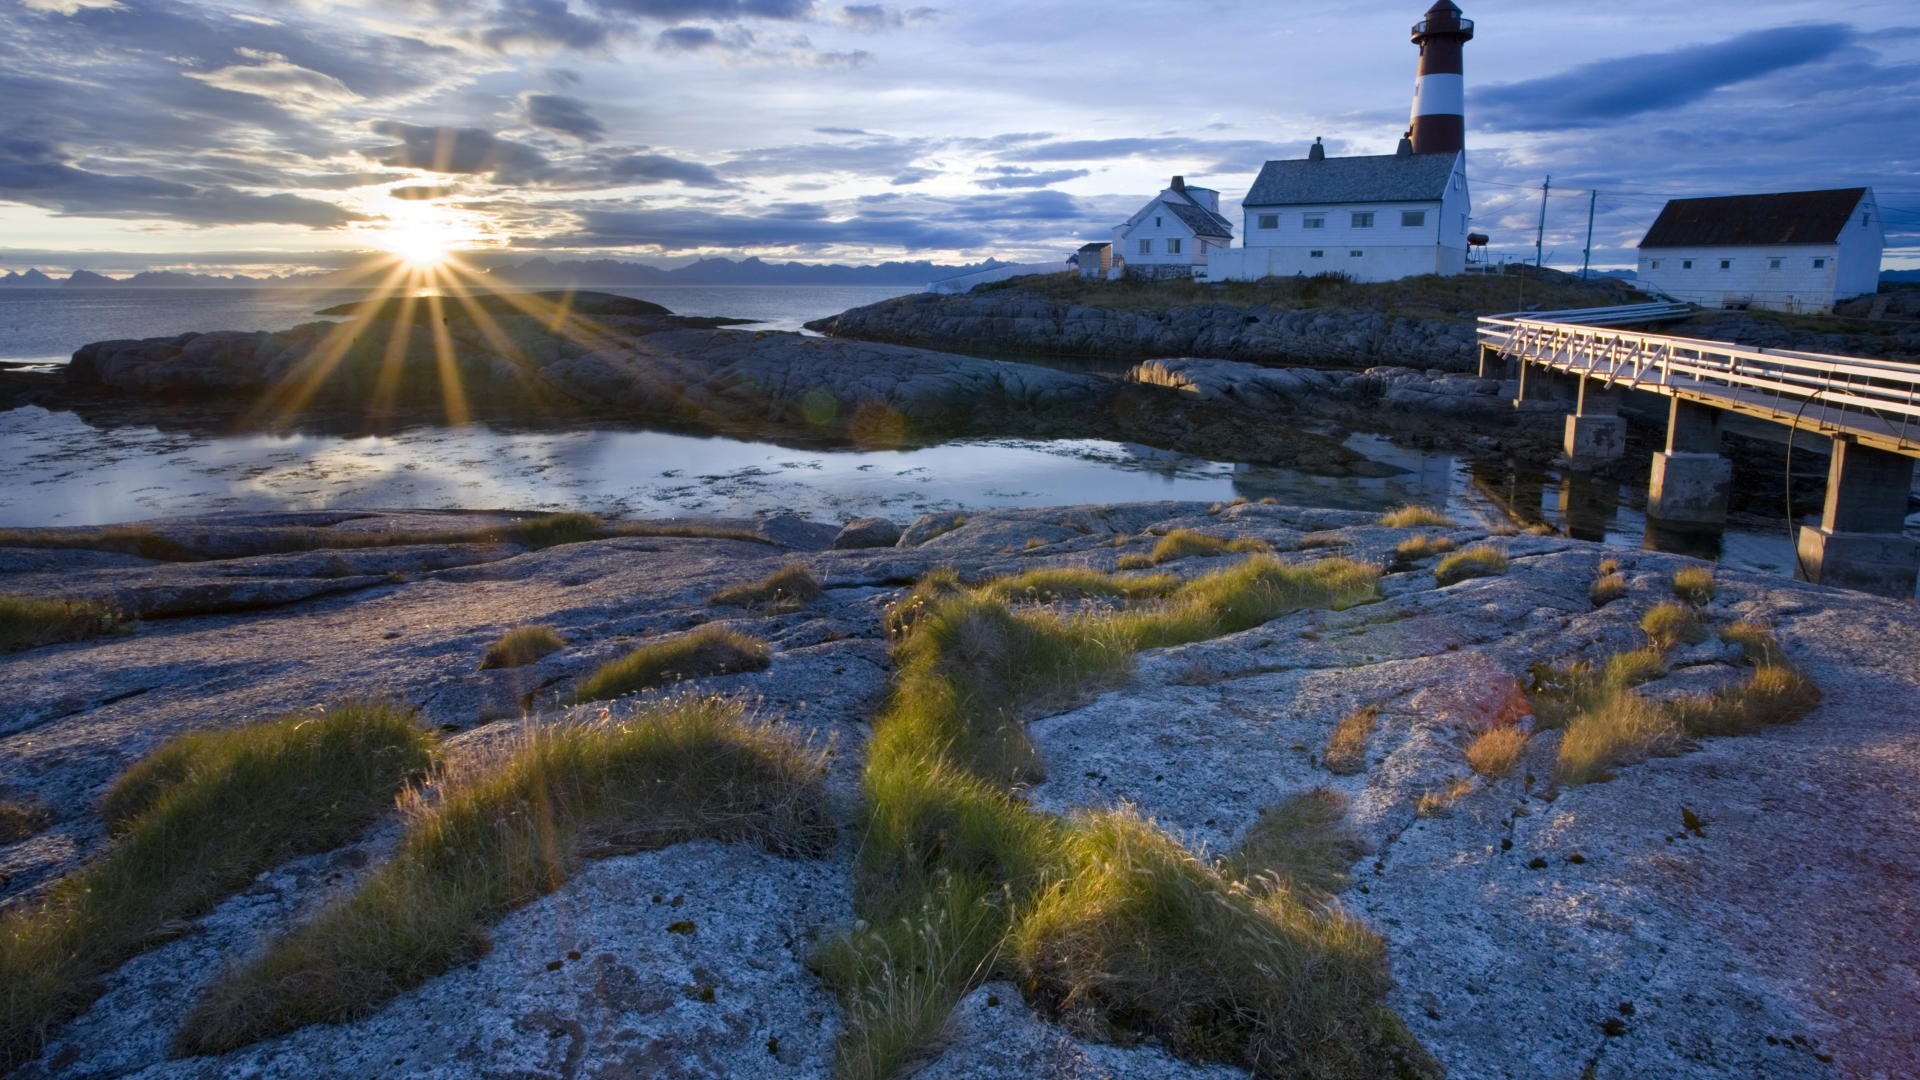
left=2, top=502, right=1916, bottom=1078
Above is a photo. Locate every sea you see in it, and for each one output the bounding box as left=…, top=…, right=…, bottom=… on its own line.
left=0, top=285, right=1833, bottom=583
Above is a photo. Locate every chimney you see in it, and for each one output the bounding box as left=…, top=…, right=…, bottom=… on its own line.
left=1171, top=175, right=1186, bottom=193
left=1396, top=132, right=1414, bottom=156
left=1308, top=137, right=1325, bottom=161
left=1408, top=1, right=1472, bottom=155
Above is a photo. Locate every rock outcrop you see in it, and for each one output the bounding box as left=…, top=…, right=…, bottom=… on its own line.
left=3, top=502, right=1917, bottom=1078
left=805, top=289, right=1485, bottom=370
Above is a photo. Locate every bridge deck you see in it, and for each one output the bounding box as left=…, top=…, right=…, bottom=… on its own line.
left=1478, top=316, right=1920, bottom=457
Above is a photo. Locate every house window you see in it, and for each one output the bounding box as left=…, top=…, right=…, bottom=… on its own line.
left=1167, top=238, right=1182, bottom=255
left=1768, top=258, right=1782, bottom=270
left=1139, top=239, right=1152, bottom=255
left=1309, top=250, right=1324, bottom=258
left=1303, top=214, right=1325, bottom=229
left=1401, top=210, right=1426, bottom=227
left=1650, top=259, right=1662, bottom=270
left=1813, top=257, right=1828, bottom=269
left=1681, top=259, right=1694, bottom=269
left=1257, top=214, right=1278, bottom=229
left=1351, top=212, right=1374, bottom=228
left=1451, top=174, right=1462, bottom=190
left=1349, top=250, right=1364, bottom=258
left=1154, top=217, right=1161, bottom=227
left=1719, top=259, right=1732, bottom=270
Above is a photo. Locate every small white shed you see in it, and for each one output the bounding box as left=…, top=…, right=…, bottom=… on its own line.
left=1636, top=188, right=1882, bottom=313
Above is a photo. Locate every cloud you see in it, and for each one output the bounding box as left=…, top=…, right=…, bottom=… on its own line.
left=834, top=4, right=938, bottom=31
left=1476, top=24, right=1857, bottom=130
left=523, top=92, right=605, bottom=141
left=574, top=150, right=730, bottom=187
left=18, top=0, right=125, bottom=14
left=390, top=184, right=456, bottom=199
left=482, top=0, right=613, bottom=52
left=655, top=24, right=724, bottom=51
left=1001, top=136, right=1276, bottom=174
left=367, top=120, right=551, bottom=181
left=586, top=0, right=812, bottom=20
left=977, top=166, right=1088, bottom=189
left=187, top=50, right=362, bottom=113
left=0, top=134, right=369, bottom=227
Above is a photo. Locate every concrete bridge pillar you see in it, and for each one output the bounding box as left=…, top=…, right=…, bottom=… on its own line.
left=1562, top=377, right=1625, bottom=467
left=1795, top=435, right=1919, bottom=597
left=1647, top=399, right=1731, bottom=527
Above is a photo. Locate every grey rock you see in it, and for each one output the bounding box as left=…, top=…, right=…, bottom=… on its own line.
left=830, top=517, right=902, bottom=550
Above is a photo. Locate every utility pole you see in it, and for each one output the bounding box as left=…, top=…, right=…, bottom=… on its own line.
left=1581, top=189, right=1597, bottom=281
left=1534, top=175, right=1550, bottom=268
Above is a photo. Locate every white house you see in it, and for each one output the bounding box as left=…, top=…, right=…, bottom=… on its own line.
left=1635, top=188, right=1882, bottom=313
left=1113, top=176, right=1233, bottom=280
left=1209, top=139, right=1471, bottom=283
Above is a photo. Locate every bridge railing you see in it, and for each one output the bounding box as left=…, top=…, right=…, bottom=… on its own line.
left=1478, top=315, right=1920, bottom=452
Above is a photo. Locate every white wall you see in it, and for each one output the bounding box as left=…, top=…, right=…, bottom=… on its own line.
left=1835, top=191, right=1885, bottom=300
left=1638, top=244, right=1849, bottom=312
left=1209, top=243, right=1463, bottom=283
left=1242, top=201, right=1443, bottom=251
left=1114, top=197, right=1214, bottom=267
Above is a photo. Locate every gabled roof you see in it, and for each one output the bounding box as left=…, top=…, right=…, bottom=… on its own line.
left=1078, top=241, right=1111, bottom=252
left=1638, top=188, right=1868, bottom=248
left=1243, top=151, right=1457, bottom=207
left=1164, top=199, right=1233, bottom=239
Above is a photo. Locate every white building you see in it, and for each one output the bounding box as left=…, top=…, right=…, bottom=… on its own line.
left=1208, top=139, right=1470, bottom=283
left=1635, top=188, right=1882, bottom=313
left=1113, top=176, right=1233, bottom=280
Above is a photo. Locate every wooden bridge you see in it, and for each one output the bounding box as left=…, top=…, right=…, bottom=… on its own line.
left=1474, top=307, right=1919, bottom=596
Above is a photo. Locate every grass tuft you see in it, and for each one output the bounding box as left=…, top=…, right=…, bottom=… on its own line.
left=570, top=624, right=770, bottom=703
left=0, top=595, right=121, bottom=653
left=1721, top=620, right=1787, bottom=667
left=1669, top=664, right=1821, bottom=737
left=1433, top=544, right=1508, bottom=586
left=975, top=566, right=1178, bottom=605
left=1378, top=505, right=1453, bottom=529
left=1671, top=566, right=1716, bottom=606
left=478, top=625, right=565, bottom=670
left=1220, top=788, right=1366, bottom=898
left=1589, top=572, right=1628, bottom=608
left=882, top=567, right=966, bottom=640
left=1640, top=601, right=1706, bottom=651
left=1601, top=647, right=1666, bottom=690
left=1554, top=692, right=1684, bottom=787
left=1114, top=553, right=1154, bottom=571
left=1323, top=705, right=1379, bottom=776
left=178, top=697, right=830, bottom=1055
left=1146, top=529, right=1268, bottom=565
left=2, top=704, right=436, bottom=1071
left=1466, top=726, right=1530, bottom=779
left=0, top=800, right=53, bottom=845
left=710, top=562, right=824, bottom=611
left=1392, top=534, right=1455, bottom=567
left=1414, top=777, right=1475, bottom=818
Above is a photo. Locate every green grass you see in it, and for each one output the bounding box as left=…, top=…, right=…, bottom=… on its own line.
left=822, top=556, right=1428, bottom=1079
left=710, top=563, right=825, bottom=611
left=0, top=595, right=121, bottom=653
left=1378, top=505, right=1453, bottom=529
left=1641, top=601, right=1706, bottom=651
left=1433, top=544, right=1508, bottom=586
left=1146, top=529, right=1268, bottom=565
left=1601, top=646, right=1667, bottom=690
left=882, top=567, right=966, bottom=640
left=177, top=696, right=831, bottom=1055
left=1220, top=788, right=1367, bottom=898
left=478, top=625, right=565, bottom=670
left=974, top=566, right=1179, bottom=604
left=0, top=513, right=773, bottom=564
left=1555, top=691, right=1684, bottom=787
left=569, top=624, right=770, bottom=703
left=1, top=704, right=436, bottom=1071
left=1391, top=534, right=1455, bottom=567
left=1671, top=566, right=1716, bottom=606
left=1668, top=664, right=1822, bottom=737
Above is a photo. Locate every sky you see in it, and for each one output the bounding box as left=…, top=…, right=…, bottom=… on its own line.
left=2, top=0, right=1918, bottom=277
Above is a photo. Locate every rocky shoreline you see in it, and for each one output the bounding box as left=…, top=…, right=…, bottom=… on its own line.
left=2, top=502, right=1917, bottom=1078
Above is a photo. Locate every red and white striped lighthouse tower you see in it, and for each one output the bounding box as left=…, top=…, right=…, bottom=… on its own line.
left=1408, top=0, right=1473, bottom=155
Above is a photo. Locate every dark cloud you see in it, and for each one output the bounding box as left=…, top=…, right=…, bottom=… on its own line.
left=834, top=4, right=938, bottom=31
left=1476, top=24, right=1857, bottom=130
left=523, top=92, right=606, bottom=141
left=482, top=0, right=613, bottom=52
left=889, top=167, right=937, bottom=185
left=586, top=0, right=812, bottom=20
left=814, top=126, right=871, bottom=136
left=977, top=166, right=1088, bottom=189
left=0, top=135, right=368, bottom=228
left=655, top=25, right=722, bottom=50
left=367, top=121, right=551, bottom=181
left=577, top=150, right=729, bottom=187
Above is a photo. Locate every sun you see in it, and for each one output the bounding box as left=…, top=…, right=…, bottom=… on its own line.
left=379, top=219, right=458, bottom=270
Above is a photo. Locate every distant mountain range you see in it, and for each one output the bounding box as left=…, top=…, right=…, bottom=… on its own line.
left=0, top=256, right=1017, bottom=290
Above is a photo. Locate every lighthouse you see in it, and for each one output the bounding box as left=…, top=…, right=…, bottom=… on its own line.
left=1408, top=0, right=1472, bottom=155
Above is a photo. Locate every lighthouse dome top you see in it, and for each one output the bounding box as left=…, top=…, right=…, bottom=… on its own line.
left=1414, top=1, right=1471, bottom=37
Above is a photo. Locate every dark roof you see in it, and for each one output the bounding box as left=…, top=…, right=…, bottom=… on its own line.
left=1078, top=241, right=1111, bottom=252
left=1243, top=151, right=1457, bottom=207
left=1163, top=198, right=1233, bottom=239
left=1638, top=188, right=1867, bottom=248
